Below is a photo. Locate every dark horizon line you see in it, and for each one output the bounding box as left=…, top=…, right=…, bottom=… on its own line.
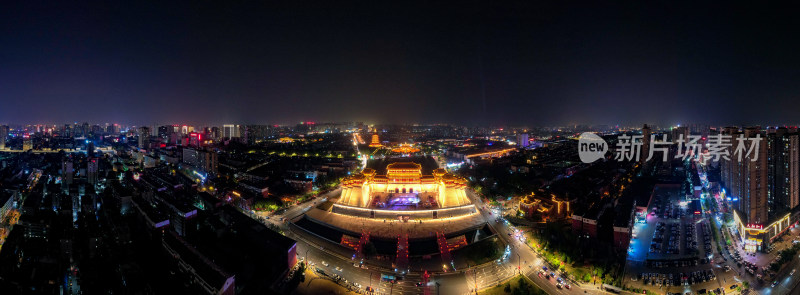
left=4, top=121, right=800, bottom=130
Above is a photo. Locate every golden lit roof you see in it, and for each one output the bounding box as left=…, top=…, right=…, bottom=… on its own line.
left=391, top=143, right=420, bottom=154
left=386, top=162, right=422, bottom=170
left=369, top=134, right=382, bottom=147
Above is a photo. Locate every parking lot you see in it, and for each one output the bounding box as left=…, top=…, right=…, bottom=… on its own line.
left=624, top=186, right=726, bottom=293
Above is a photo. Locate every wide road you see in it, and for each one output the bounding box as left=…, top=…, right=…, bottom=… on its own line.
left=268, top=187, right=615, bottom=294
left=465, top=189, right=590, bottom=295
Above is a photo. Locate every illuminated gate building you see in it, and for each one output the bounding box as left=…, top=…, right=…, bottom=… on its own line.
left=338, top=162, right=470, bottom=210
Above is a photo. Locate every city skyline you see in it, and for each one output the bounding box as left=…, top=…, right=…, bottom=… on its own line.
left=4, top=2, right=800, bottom=294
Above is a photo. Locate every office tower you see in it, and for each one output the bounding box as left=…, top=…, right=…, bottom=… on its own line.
left=0, top=125, right=8, bottom=149
left=139, top=127, right=150, bottom=148
left=87, top=158, right=98, bottom=185
left=516, top=133, right=529, bottom=148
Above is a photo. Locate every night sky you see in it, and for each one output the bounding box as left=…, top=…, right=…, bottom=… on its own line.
left=2, top=2, right=800, bottom=126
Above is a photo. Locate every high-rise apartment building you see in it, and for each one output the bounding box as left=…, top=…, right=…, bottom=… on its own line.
left=63, top=124, right=72, bottom=137
left=740, top=127, right=768, bottom=225
left=81, top=122, right=89, bottom=137
left=182, top=148, right=218, bottom=176
left=516, top=133, right=529, bottom=148
left=0, top=125, right=8, bottom=149
left=62, top=159, right=74, bottom=190
left=244, top=125, right=274, bottom=144
left=222, top=124, right=240, bottom=140
left=139, top=127, right=150, bottom=148
left=767, top=127, right=800, bottom=216
left=641, top=124, right=651, bottom=164
left=721, top=126, right=793, bottom=252
left=87, top=158, right=98, bottom=185
left=158, top=125, right=170, bottom=139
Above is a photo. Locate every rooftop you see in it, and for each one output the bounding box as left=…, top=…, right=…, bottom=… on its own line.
left=386, top=162, right=422, bottom=170
left=366, top=156, right=439, bottom=174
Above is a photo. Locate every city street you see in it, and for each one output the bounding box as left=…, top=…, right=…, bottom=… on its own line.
left=270, top=187, right=612, bottom=295
left=262, top=167, right=800, bottom=295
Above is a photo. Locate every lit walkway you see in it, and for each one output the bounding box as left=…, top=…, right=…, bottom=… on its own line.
left=305, top=207, right=485, bottom=239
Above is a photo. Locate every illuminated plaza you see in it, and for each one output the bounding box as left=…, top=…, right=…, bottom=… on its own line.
left=292, top=157, right=491, bottom=278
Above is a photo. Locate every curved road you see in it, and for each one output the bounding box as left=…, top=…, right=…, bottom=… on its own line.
left=265, top=188, right=611, bottom=295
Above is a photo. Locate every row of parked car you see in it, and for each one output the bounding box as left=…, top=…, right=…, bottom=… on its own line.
left=635, top=269, right=716, bottom=287
left=666, top=285, right=733, bottom=295
left=661, top=201, right=686, bottom=220
left=645, top=257, right=709, bottom=268
left=650, top=222, right=666, bottom=253
left=665, top=223, right=680, bottom=254
left=728, top=247, right=765, bottom=275
left=700, top=223, right=712, bottom=254
left=683, top=222, right=697, bottom=254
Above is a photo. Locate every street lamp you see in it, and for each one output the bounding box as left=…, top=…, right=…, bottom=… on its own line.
left=369, top=271, right=373, bottom=292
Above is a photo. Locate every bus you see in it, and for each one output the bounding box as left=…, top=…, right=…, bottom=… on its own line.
left=381, top=274, right=397, bottom=283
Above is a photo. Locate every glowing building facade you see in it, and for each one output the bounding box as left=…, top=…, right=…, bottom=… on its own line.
left=391, top=144, right=421, bottom=154
left=368, top=134, right=382, bottom=147
left=338, top=162, right=470, bottom=209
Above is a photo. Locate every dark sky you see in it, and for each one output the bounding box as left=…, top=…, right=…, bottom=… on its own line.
left=2, top=1, right=800, bottom=127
